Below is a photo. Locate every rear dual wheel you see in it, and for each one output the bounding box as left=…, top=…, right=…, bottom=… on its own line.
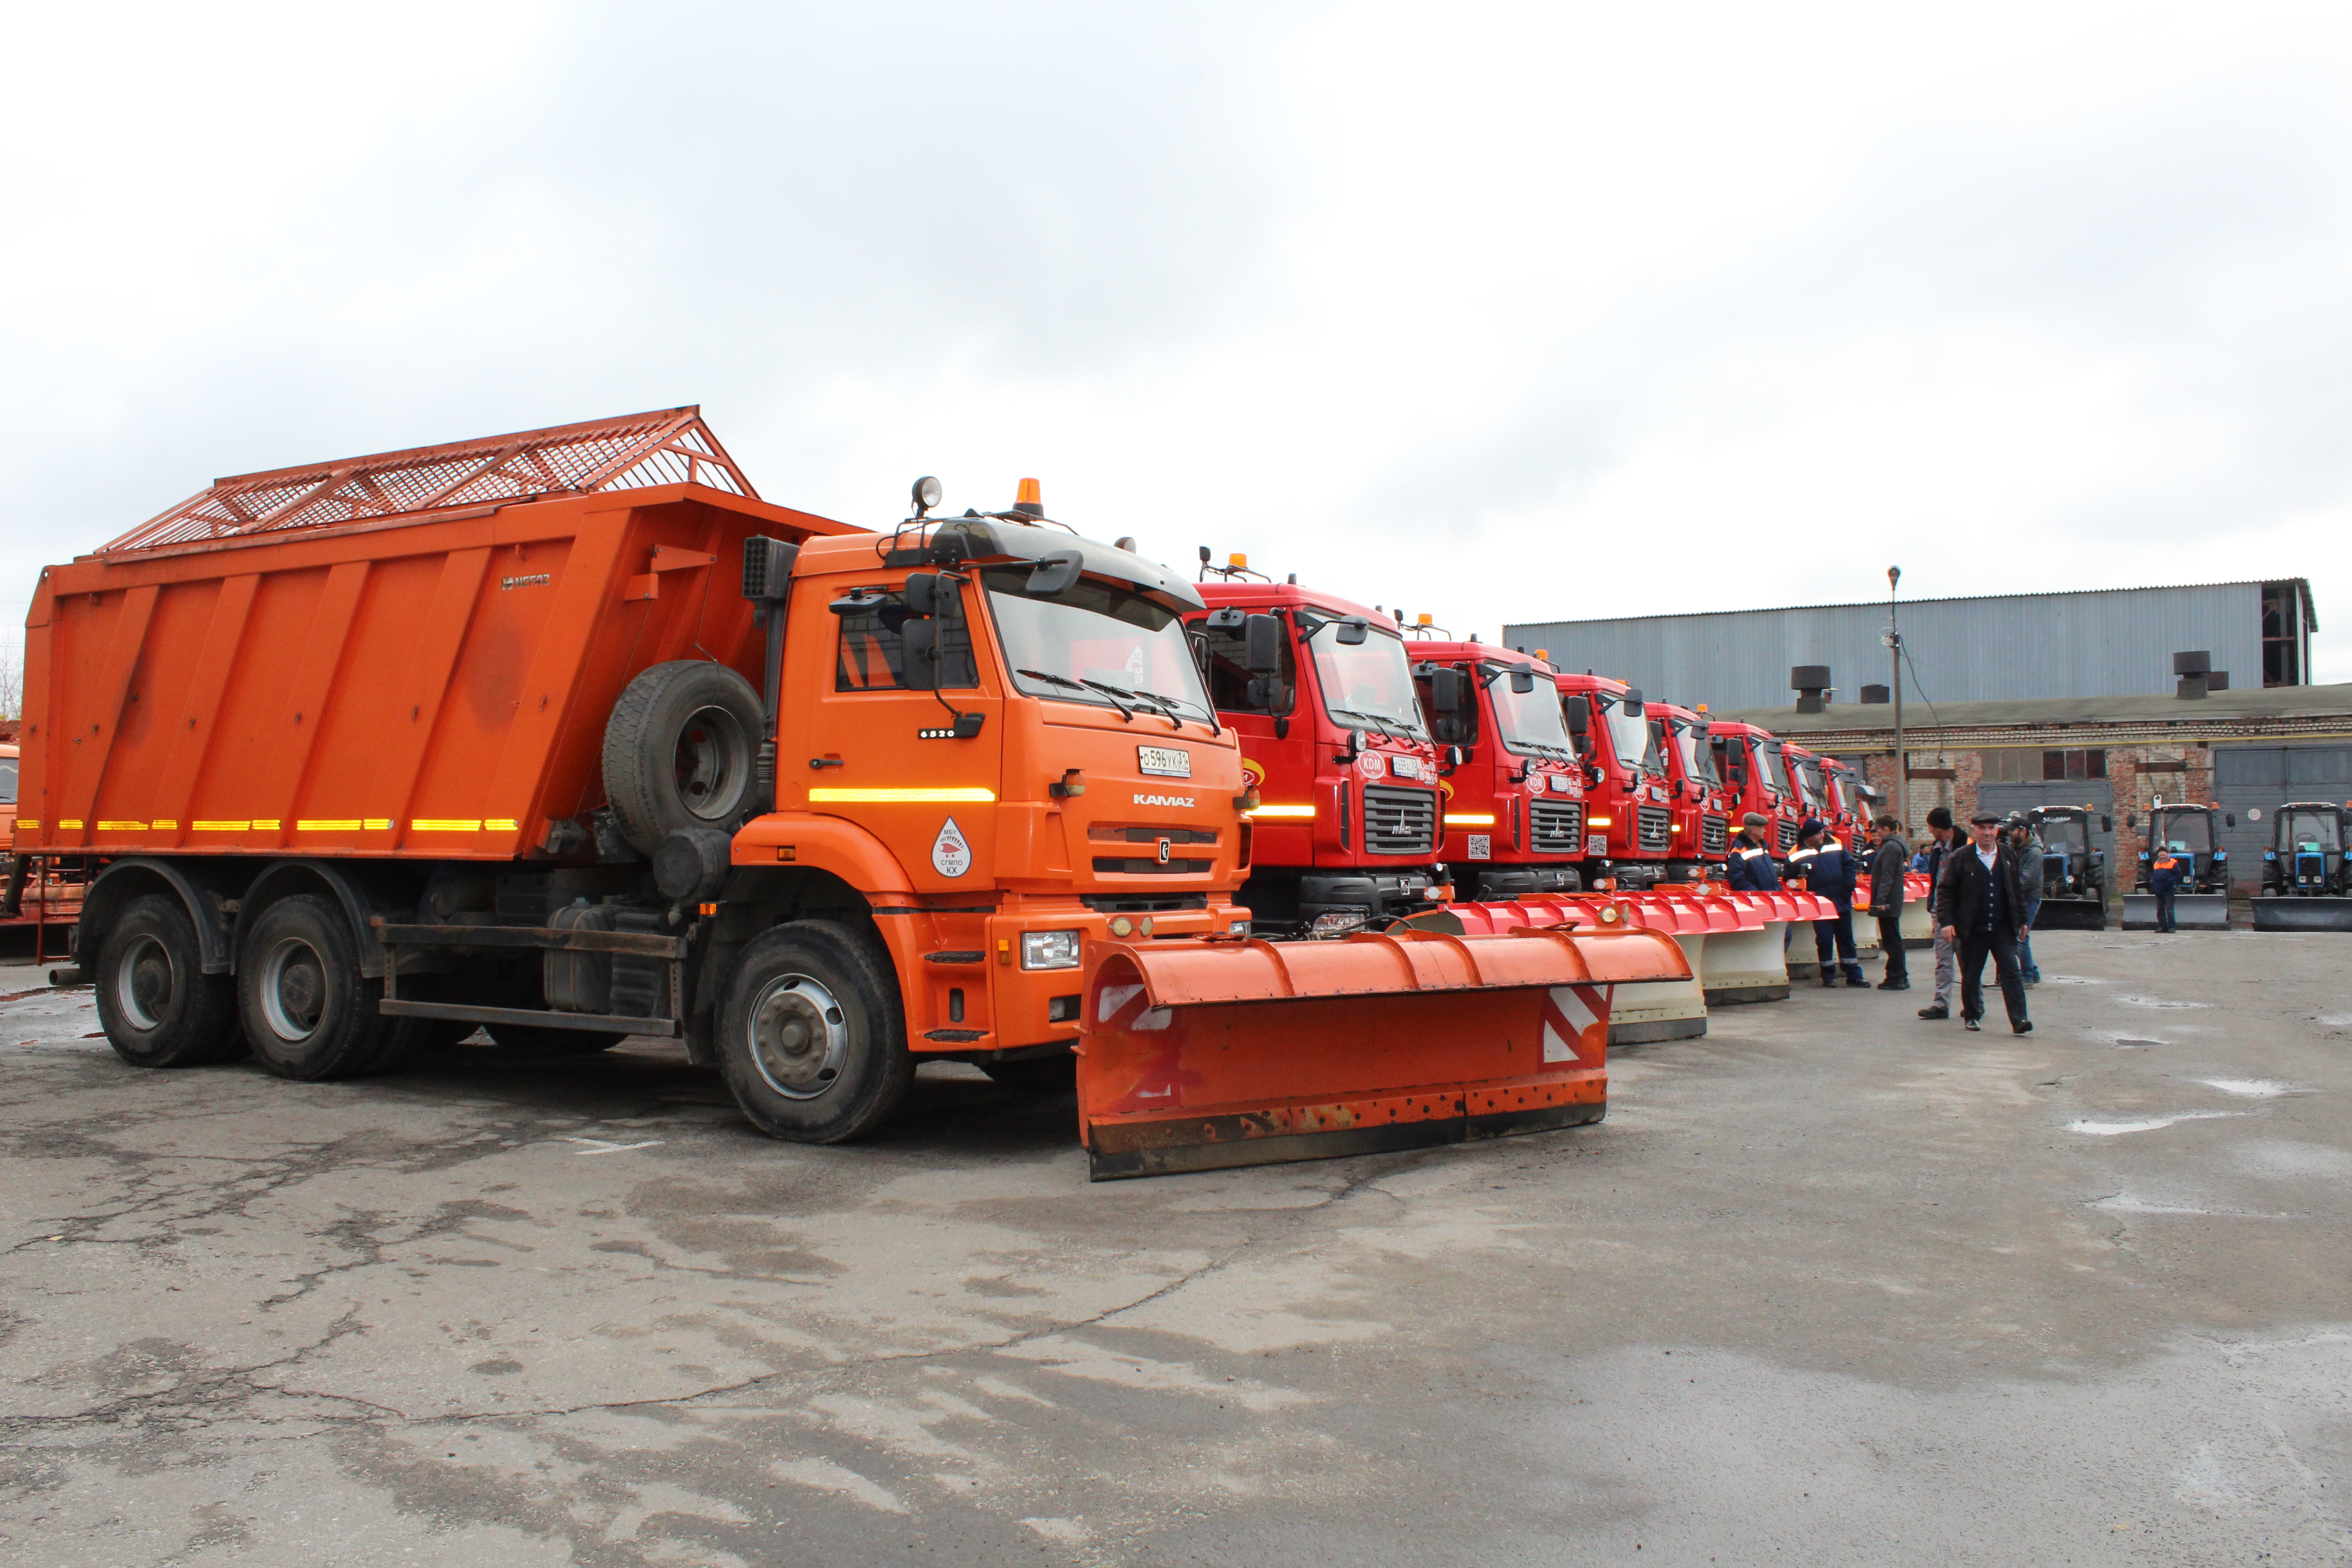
left=95, top=894, right=241, bottom=1068
left=237, top=894, right=404, bottom=1081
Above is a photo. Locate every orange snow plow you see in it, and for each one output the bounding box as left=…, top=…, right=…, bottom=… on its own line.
left=1077, top=921, right=1690, bottom=1179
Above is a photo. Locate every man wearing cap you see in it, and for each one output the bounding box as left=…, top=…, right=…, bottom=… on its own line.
left=1932, top=810, right=2034, bottom=1034
left=1788, top=818, right=1865, bottom=986
left=1724, top=812, right=1781, bottom=891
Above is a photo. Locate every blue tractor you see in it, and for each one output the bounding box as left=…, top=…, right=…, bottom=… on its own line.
left=2253, top=802, right=2352, bottom=931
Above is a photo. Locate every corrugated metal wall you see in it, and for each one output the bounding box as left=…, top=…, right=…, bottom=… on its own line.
left=1505, top=583, right=2266, bottom=713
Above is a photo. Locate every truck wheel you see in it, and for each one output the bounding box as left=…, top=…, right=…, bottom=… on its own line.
left=236, top=894, right=392, bottom=1081
left=718, top=921, right=911, bottom=1142
left=94, top=893, right=240, bottom=1068
left=485, top=1022, right=621, bottom=1056
left=603, top=661, right=764, bottom=856
left=981, top=1051, right=1077, bottom=1093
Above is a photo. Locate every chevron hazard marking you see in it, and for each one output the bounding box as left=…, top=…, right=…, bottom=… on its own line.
left=1542, top=984, right=1614, bottom=1064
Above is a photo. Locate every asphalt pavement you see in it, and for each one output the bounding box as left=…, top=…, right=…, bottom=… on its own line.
left=0, top=929, right=2345, bottom=1566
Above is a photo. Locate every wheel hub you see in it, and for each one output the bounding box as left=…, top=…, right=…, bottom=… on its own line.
left=260, top=937, right=328, bottom=1042
left=747, top=974, right=847, bottom=1099
left=674, top=704, right=748, bottom=821
left=115, top=934, right=175, bottom=1031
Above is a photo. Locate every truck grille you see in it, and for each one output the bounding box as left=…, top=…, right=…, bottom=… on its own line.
left=1529, top=800, right=1583, bottom=854
left=1700, top=814, right=1728, bottom=853
left=1362, top=785, right=1438, bottom=855
left=1093, top=857, right=1214, bottom=876
left=1637, top=805, right=1671, bottom=854
left=1777, top=819, right=1798, bottom=852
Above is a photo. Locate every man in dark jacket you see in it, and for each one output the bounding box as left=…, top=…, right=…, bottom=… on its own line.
left=1788, top=818, right=1864, bottom=986
left=1867, top=814, right=1911, bottom=990
left=2149, top=840, right=2185, bottom=932
left=1933, top=810, right=2033, bottom=1034
left=1725, top=812, right=1781, bottom=891
left=1915, top=807, right=1961, bottom=1020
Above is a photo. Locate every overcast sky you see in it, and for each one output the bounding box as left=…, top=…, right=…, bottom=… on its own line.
left=4, top=1, right=2345, bottom=686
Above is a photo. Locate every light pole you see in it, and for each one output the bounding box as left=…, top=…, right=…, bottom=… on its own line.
left=1886, top=566, right=1906, bottom=832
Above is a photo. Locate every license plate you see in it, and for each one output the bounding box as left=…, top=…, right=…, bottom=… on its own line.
left=1391, top=755, right=1421, bottom=779
left=1586, top=834, right=1608, bottom=857
left=1137, top=745, right=1191, bottom=779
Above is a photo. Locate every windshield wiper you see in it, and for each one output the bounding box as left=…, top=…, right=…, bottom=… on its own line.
left=1327, top=706, right=1401, bottom=745
left=1123, top=686, right=1199, bottom=733
left=1075, top=678, right=1143, bottom=722
left=1018, top=667, right=1141, bottom=722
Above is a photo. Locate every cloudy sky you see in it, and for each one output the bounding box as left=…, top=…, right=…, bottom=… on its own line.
left=4, top=1, right=2345, bottom=681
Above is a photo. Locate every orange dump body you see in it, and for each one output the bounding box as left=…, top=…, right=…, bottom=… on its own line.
left=20, top=485, right=856, bottom=862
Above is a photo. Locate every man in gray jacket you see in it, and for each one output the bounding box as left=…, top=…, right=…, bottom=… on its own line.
left=2006, top=813, right=2044, bottom=985
left=1867, top=815, right=1911, bottom=990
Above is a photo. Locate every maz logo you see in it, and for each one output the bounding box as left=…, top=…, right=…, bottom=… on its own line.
left=1132, top=793, right=1195, bottom=808
left=501, top=573, right=552, bottom=590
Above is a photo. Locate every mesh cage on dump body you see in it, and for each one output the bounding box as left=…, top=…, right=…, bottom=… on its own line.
left=1701, top=814, right=1729, bottom=854
left=1362, top=785, right=1438, bottom=855
left=1529, top=799, right=1583, bottom=854
left=103, top=407, right=758, bottom=554
left=1637, top=804, right=1672, bottom=854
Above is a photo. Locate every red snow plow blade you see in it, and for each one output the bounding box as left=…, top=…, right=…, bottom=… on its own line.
left=1077, top=924, right=1690, bottom=1179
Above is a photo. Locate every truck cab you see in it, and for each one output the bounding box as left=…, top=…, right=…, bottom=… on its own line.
left=1652, top=701, right=1731, bottom=881
left=1555, top=673, right=1673, bottom=888
left=2262, top=803, right=2351, bottom=897
left=1822, top=759, right=1878, bottom=850
left=2132, top=802, right=2234, bottom=894
left=1707, top=720, right=1796, bottom=857
left=1187, top=580, right=1445, bottom=936
left=1408, top=642, right=1585, bottom=902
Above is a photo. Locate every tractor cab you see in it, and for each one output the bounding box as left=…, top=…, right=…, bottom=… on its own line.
left=2263, top=803, right=2351, bottom=897
left=2027, top=804, right=2111, bottom=929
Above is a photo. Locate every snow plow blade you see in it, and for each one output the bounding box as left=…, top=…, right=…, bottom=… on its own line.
left=2032, top=896, right=2107, bottom=931
left=1443, top=894, right=1710, bottom=1044
left=2249, top=897, right=2352, bottom=932
left=2121, top=893, right=2231, bottom=931
left=1077, top=924, right=1691, bottom=1180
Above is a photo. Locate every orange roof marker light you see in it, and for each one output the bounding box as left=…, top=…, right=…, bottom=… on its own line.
left=1013, top=477, right=1045, bottom=519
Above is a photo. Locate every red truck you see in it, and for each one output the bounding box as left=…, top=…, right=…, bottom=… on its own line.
left=1187, top=578, right=1447, bottom=936
left=1651, top=700, right=1733, bottom=879
left=1553, top=673, right=1676, bottom=888
left=1707, top=719, right=1798, bottom=858
left=1408, top=642, right=1586, bottom=901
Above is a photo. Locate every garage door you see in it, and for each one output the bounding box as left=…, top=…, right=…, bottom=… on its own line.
left=2216, top=743, right=2352, bottom=870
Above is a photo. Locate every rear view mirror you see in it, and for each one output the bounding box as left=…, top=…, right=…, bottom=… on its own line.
left=1427, top=667, right=1465, bottom=714
left=1337, top=617, right=1368, bottom=646
left=902, top=571, right=952, bottom=618
left=2227, top=813, right=2237, bottom=828
left=1509, top=665, right=1536, bottom=694
left=900, top=619, right=940, bottom=690
left=1445, top=745, right=1466, bottom=768
left=1563, top=700, right=1588, bottom=737
left=1026, top=549, right=1083, bottom=596
left=2102, top=815, right=2112, bottom=833
left=1244, top=613, right=1283, bottom=674
left=1621, top=686, right=1645, bottom=717
left=1245, top=677, right=1284, bottom=710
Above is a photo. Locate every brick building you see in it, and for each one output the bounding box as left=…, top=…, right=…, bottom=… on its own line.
left=1715, top=683, right=2352, bottom=893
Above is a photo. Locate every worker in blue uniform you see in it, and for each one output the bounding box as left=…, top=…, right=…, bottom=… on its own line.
left=2149, top=841, right=2185, bottom=933
left=1724, top=812, right=1781, bottom=891
left=1788, top=817, right=1866, bottom=986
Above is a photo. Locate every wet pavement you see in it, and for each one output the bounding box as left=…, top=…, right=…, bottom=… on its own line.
left=0, top=930, right=2346, bottom=1566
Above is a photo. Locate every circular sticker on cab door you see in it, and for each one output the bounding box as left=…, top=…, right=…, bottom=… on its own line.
left=931, top=817, right=972, bottom=877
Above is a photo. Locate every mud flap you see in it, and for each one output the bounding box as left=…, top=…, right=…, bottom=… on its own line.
left=1076, top=925, right=1690, bottom=1180
left=2249, top=897, right=2352, bottom=932
left=2121, top=893, right=2230, bottom=931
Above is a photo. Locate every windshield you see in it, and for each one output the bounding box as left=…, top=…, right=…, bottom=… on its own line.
left=1485, top=668, right=1577, bottom=758
left=2156, top=810, right=2212, bottom=853
left=2037, top=816, right=2087, bottom=853
left=984, top=568, right=1214, bottom=724
left=1751, top=740, right=1785, bottom=793
left=1596, top=693, right=1659, bottom=774
left=1791, top=757, right=1828, bottom=811
left=2285, top=810, right=2342, bottom=851
left=1671, top=722, right=1719, bottom=785
left=1310, top=623, right=1424, bottom=736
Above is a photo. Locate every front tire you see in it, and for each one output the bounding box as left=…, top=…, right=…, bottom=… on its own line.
left=94, top=893, right=240, bottom=1068
left=236, top=894, right=392, bottom=1081
left=718, top=921, right=911, bottom=1143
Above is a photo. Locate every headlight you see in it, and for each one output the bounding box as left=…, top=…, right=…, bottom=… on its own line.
left=1021, top=930, right=1082, bottom=970
left=1309, top=910, right=1369, bottom=937
left=1229, top=919, right=1251, bottom=934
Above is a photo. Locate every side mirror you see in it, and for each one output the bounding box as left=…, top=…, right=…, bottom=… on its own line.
left=1510, top=665, right=1536, bottom=694
left=1427, top=668, right=1465, bottom=714
left=2102, top=815, right=2112, bottom=833
left=1336, top=617, right=1368, bottom=646
left=1026, top=549, right=1083, bottom=596
left=902, top=571, right=952, bottom=618
left=2227, top=813, right=2237, bottom=828
left=1563, top=700, right=1588, bottom=737
left=1245, top=677, right=1284, bottom=710
left=1244, top=613, right=1283, bottom=674
left=1444, top=745, right=1466, bottom=769
left=1621, top=686, right=1644, bottom=717
left=900, top=618, right=940, bottom=690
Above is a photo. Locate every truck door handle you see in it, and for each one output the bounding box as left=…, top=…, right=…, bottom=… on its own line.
left=809, top=756, right=844, bottom=769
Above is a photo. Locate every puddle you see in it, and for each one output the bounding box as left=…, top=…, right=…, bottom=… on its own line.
left=2114, top=996, right=2213, bottom=1010
left=2111, top=1038, right=2166, bottom=1049
left=2065, top=1112, right=2247, bottom=1136
left=2195, top=1079, right=2303, bottom=1099
left=2087, top=1192, right=2293, bottom=1219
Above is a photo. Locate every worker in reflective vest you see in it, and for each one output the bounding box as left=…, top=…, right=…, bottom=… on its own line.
left=1789, top=817, right=1865, bottom=986
left=1725, top=812, right=1781, bottom=891
left=2149, top=845, right=2184, bottom=933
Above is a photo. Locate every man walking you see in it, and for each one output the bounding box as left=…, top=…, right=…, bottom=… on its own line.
left=1915, top=807, right=1962, bottom=1021
left=1725, top=812, right=1781, bottom=891
left=1933, top=810, right=2034, bottom=1034
left=1790, top=818, right=1865, bottom=986
left=1867, top=814, right=1911, bottom=990
left=2007, top=813, right=2044, bottom=984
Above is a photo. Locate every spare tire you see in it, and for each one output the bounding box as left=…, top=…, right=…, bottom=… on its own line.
left=603, top=661, right=764, bottom=856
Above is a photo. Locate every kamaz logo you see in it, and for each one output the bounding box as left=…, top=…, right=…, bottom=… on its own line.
left=501, top=573, right=551, bottom=590
left=1132, top=793, right=1195, bottom=808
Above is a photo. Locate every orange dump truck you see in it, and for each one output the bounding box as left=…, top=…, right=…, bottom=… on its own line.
left=21, top=409, right=1686, bottom=1177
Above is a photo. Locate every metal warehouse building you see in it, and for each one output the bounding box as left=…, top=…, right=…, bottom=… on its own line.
left=1504, top=578, right=2316, bottom=715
